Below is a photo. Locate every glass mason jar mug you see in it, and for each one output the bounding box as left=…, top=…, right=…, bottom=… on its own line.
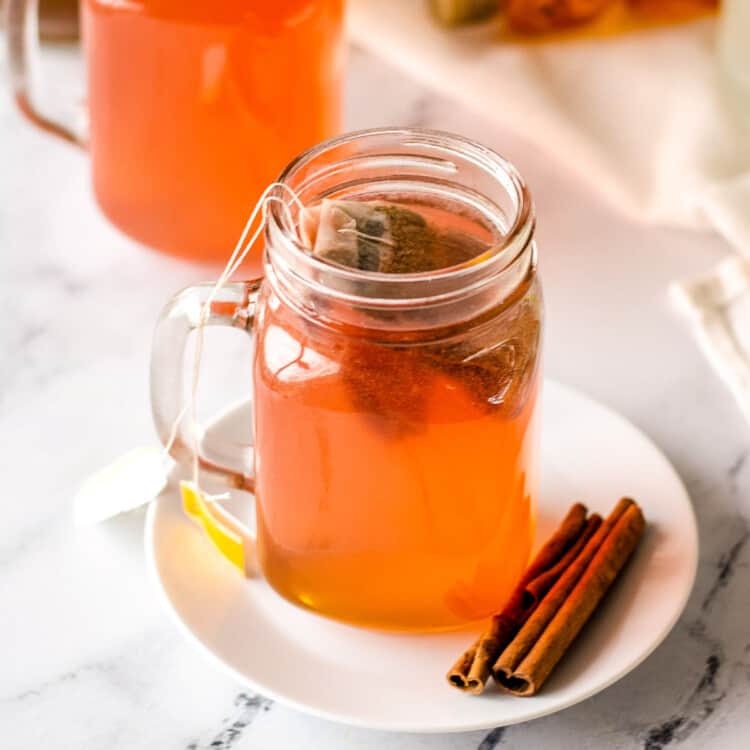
left=5, top=0, right=344, bottom=269
left=151, top=128, right=543, bottom=631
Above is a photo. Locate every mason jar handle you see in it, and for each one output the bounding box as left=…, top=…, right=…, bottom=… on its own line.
left=5, top=0, right=86, bottom=143
left=150, top=281, right=262, bottom=493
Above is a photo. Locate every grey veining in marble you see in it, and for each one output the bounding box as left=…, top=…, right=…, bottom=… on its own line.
left=1, top=42, right=749, bottom=750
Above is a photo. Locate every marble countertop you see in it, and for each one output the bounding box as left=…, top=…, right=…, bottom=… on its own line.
left=1, top=42, right=749, bottom=750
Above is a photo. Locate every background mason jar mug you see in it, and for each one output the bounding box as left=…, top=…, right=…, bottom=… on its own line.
left=5, top=0, right=345, bottom=268
left=150, top=128, right=543, bottom=632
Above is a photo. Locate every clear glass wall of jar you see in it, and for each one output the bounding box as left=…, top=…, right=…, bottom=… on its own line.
left=151, top=127, right=543, bottom=630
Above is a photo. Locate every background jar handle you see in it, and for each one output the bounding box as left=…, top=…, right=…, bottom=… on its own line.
left=150, top=281, right=261, bottom=494
left=5, top=0, right=86, bottom=143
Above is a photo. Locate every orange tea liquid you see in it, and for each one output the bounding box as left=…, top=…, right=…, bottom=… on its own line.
left=81, top=0, right=343, bottom=270
left=253, top=207, right=542, bottom=630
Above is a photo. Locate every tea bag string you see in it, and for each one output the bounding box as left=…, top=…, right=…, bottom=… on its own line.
left=162, top=181, right=306, bottom=496
left=337, top=227, right=396, bottom=247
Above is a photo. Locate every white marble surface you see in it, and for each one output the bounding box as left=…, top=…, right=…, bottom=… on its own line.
left=2, top=41, right=750, bottom=750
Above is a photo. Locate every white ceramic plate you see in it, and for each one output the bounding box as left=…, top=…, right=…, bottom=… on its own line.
left=145, top=380, right=698, bottom=733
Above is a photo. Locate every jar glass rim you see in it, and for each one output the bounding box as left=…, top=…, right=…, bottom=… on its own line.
left=266, top=127, right=535, bottom=305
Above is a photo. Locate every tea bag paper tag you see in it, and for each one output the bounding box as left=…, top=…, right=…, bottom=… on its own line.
left=73, top=445, right=171, bottom=526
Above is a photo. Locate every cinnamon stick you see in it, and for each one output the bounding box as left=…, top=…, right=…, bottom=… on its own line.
left=493, top=499, right=646, bottom=696
left=522, top=513, right=602, bottom=609
left=447, top=503, right=591, bottom=693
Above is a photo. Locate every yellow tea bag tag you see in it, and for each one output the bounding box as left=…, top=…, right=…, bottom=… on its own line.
left=180, top=481, right=246, bottom=573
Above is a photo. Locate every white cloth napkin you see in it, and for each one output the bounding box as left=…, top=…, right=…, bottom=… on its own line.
left=348, top=0, right=750, bottom=420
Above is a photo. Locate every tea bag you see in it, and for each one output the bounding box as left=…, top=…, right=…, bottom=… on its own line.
left=302, top=200, right=395, bottom=271
left=301, top=199, right=486, bottom=274
left=424, top=296, right=542, bottom=417
left=301, top=198, right=537, bottom=431
left=340, top=342, right=432, bottom=437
